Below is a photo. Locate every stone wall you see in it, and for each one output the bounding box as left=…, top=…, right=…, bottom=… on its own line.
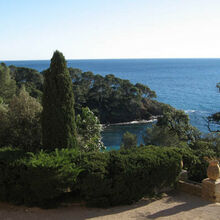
left=178, top=180, right=202, bottom=197
left=178, top=170, right=220, bottom=203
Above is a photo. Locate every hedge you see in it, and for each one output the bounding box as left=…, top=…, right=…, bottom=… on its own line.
left=73, top=146, right=182, bottom=207
left=0, top=147, right=82, bottom=207
left=0, top=146, right=182, bottom=208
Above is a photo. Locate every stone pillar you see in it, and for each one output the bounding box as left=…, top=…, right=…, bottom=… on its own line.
left=179, top=169, right=188, bottom=181
left=202, top=178, right=220, bottom=202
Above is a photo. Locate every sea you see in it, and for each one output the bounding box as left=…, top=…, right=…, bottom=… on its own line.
left=3, top=59, right=220, bottom=150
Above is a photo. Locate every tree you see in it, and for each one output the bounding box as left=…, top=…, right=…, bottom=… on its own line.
left=0, top=63, right=16, bottom=103
left=207, top=82, right=220, bottom=132
left=135, top=83, right=156, bottom=99
left=144, top=107, right=200, bottom=147
left=9, top=65, right=43, bottom=100
left=200, top=133, right=220, bottom=157
left=69, top=69, right=160, bottom=124
left=0, top=87, right=42, bottom=151
left=76, top=107, right=105, bottom=152
left=121, top=131, right=137, bottom=149
left=143, top=126, right=181, bottom=147
left=0, top=97, right=9, bottom=146
left=42, top=51, right=77, bottom=150
left=207, top=112, right=220, bottom=132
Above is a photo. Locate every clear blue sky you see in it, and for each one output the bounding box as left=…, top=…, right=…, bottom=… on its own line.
left=1, top=0, right=220, bottom=60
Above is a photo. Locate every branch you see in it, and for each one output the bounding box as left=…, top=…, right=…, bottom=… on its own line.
left=204, top=116, right=220, bottom=133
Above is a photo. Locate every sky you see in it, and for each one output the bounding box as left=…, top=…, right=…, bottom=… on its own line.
left=1, top=0, right=220, bottom=60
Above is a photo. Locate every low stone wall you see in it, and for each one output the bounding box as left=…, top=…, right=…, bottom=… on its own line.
left=178, top=170, right=220, bottom=203
left=178, top=180, right=202, bottom=197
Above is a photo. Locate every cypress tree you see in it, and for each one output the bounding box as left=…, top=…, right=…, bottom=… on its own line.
left=42, top=51, right=77, bottom=150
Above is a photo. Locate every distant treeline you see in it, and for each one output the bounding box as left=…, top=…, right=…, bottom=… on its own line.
left=7, top=65, right=170, bottom=123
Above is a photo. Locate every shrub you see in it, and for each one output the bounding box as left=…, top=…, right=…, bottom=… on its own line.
left=187, top=149, right=215, bottom=182
left=173, top=147, right=215, bottom=182
left=0, top=146, right=182, bottom=208
left=74, top=146, right=182, bottom=207
left=72, top=151, right=111, bottom=207
left=0, top=147, right=82, bottom=207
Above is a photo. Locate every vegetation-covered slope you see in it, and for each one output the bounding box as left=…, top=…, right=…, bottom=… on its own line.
left=6, top=64, right=169, bottom=124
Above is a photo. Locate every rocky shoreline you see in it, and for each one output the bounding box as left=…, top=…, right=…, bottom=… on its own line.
left=102, top=116, right=160, bottom=128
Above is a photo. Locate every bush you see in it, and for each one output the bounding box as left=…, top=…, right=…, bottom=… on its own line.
left=0, top=146, right=182, bottom=208
left=73, top=151, right=111, bottom=207
left=187, top=149, right=215, bottom=182
left=173, top=147, right=215, bottom=182
left=74, top=146, right=182, bottom=207
left=0, top=147, right=82, bottom=207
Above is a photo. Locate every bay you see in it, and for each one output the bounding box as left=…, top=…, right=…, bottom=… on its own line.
left=3, top=59, right=220, bottom=149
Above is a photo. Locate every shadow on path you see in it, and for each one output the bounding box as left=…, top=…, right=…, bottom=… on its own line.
left=146, top=202, right=207, bottom=219
left=143, top=192, right=212, bottom=219
left=0, top=191, right=216, bottom=220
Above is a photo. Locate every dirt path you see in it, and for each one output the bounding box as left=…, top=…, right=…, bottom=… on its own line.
left=0, top=192, right=219, bottom=220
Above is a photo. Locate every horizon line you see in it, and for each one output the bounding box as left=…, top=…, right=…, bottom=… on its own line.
left=2, top=57, right=220, bottom=62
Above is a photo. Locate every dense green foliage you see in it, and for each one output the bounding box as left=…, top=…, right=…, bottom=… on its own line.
left=0, top=87, right=42, bottom=151
left=121, top=131, right=137, bottom=149
left=42, top=51, right=77, bottom=150
left=0, top=63, right=16, bottom=103
left=143, top=107, right=200, bottom=147
left=0, top=98, right=8, bottom=145
left=201, top=133, right=220, bottom=157
left=72, top=146, right=181, bottom=207
left=1, top=63, right=166, bottom=124
left=173, top=146, right=215, bottom=182
left=0, top=62, right=168, bottom=125
left=76, top=107, right=105, bottom=152
left=0, top=147, right=82, bottom=207
left=0, top=52, right=218, bottom=209
left=0, top=63, right=43, bottom=151
left=70, top=68, right=167, bottom=123
left=9, top=65, right=43, bottom=100
left=0, top=146, right=181, bottom=208
left=141, top=106, right=218, bottom=183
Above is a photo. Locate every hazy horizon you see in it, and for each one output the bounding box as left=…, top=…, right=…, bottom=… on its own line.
left=2, top=57, right=220, bottom=62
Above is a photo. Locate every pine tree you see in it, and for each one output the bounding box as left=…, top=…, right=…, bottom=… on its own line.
left=42, top=51, right=77, bottom=150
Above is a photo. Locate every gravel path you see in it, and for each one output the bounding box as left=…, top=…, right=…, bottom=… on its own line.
left=0, top=192, right=220, bottom=220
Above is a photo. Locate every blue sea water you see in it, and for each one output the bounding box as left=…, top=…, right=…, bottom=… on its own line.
left=3, top=59, right=220, bottom=149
